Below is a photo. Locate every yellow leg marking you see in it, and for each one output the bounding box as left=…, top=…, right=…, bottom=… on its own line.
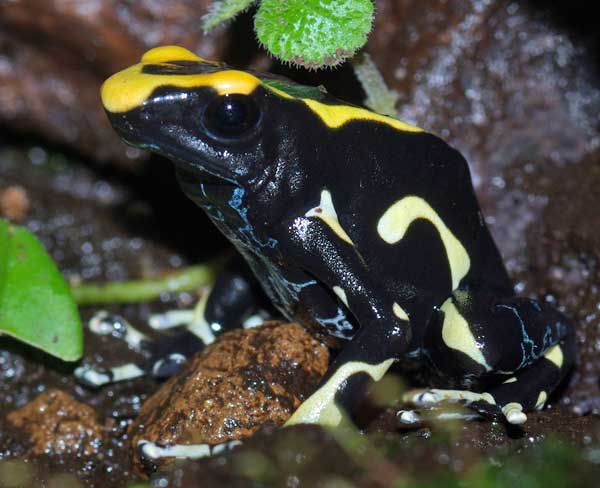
left=377, top=196, right=470, bottom=290
left=392, top=302, right=409, bottom=321
left=305, top=189, right=354, bottom=245
left=302, top=99, right=422, bottom=133
left=544, top=344, right=564, bottom=368
left=440, top=298, right=491, bottom=371
left=285, top=359, right=394, bottom=427
left=501, top=402, right=527, bottom=425
left=332, top=286, right=349, bottom=307
left=535, top=391, right=548, bottom=411
left=503, top=376, right=517, bottom=384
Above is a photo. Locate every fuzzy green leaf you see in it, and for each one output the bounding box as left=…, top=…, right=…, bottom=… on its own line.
left=202, top=0, right=256, bottom=32
left=255, top=0, right=374, bottom=69
left=0, top=220, right=83, bottom=361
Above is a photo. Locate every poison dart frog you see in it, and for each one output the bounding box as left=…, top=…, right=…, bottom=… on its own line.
left=96, top=45, right=575, bottom=430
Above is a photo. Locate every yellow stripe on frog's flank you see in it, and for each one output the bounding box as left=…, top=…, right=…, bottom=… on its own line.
left=101, top=48, right=262, bottom=114
left=302, top=99, right=423, bottom=133
left=440, top=298, right=491, bottom=371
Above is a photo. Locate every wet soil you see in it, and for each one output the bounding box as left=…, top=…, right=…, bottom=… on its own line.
left=1, top=0, right=600, bottom=486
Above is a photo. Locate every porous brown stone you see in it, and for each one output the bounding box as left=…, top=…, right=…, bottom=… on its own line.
left=0, top=185, right=30, bottom=222
left=129, top=322, right=329, bottom=477
left=6, top=389, right=103, bottom=456
left=0, top=0, right=229, bottom=168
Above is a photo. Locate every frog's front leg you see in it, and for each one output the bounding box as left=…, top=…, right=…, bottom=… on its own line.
left=283, top=216, right=412, bottom=427
left=418, top=285, right=575, bottom=424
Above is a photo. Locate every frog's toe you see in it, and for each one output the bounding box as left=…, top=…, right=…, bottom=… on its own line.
left=501, top=403, right=528, bottom=425
left=403, top=388, right=495, bottom=407
left=397, top=409, right=422, bottom=425
left=468, top=399, right=528, bottom=425
left=75, top=363, right=146, bottom=387
left=137, top=439, right=242, bottom=462
left=403, top=388, right=442, bottom=406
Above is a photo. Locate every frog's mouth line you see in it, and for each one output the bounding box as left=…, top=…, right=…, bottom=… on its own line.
left=107, top=113, right=238, bottom=183
left=124, top=135, right=239, bottom=184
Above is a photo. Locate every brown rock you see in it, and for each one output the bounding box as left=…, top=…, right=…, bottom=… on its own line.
left=129, top=322, right=329, bottom=477
left=0, top=185, right=30, bottom=222
left=0, top=0, right=229, bottom=167
left=6, top=389, right=103, bottom=456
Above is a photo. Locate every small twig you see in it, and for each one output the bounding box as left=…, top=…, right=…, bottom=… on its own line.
left=351, top=52, right=399, bottom=117
left=71, top=263, right=221, bottom=306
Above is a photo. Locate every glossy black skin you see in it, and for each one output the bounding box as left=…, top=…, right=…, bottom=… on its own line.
left=105, top=64, right=575, bottom=421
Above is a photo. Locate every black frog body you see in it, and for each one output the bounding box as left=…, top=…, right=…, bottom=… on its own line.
left=101, top=46, right=574, bottom=427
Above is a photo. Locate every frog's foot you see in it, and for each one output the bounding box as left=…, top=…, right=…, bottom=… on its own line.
left=148, top=287, right=268, bottom=346
left=137, top=439, right=242, bottom=462
left=75, top=363, right=146, bottom=387
left=403, top=388, right=495, bottom=409
left=87, top=311, right=150, bottom=352
left=397, top=407, right=479, bottom=426
left=402, top=388, right=528, bottom=425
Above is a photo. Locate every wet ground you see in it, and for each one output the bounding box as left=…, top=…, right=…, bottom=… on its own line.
left=1, top=0, right=600, bottom=486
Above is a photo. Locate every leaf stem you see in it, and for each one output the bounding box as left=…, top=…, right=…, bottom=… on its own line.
left=351, top=52, right=399, bottom=117
left=71, top=263, right=221, bottom=306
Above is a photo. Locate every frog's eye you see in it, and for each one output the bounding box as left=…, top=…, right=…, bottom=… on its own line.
left=202, top=94, right=260, bottom=141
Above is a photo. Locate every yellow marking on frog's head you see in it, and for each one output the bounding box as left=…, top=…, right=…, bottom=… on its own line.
left=101, top=46, right=262, bottom=113
left=440, top=298, right=491, bottom=371
left=377, top=196, right=471, bottom=290
left=140, top=45, right=213, bottom=64
left=102, top=46, right=424, bottom=135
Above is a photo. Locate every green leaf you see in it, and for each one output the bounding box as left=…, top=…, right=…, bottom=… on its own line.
left=255, top=0, right=374, bottom=69
left=0, top=220, right=83, bottom=361
left=202, top=0, right=256, bottom=32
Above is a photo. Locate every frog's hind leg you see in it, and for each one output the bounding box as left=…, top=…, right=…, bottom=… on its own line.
left=76, top=270, right=268, bottom=387
left=421, top=286, right=575, bottom=424
left=471, top=331, right=575, bottom=424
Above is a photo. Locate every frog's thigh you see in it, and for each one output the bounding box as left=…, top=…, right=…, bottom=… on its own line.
left=424, top=287, right=573, bottom=380
left=422, top=287, right=575, bottom=422
left=405, top=337, right=574, bottom=425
